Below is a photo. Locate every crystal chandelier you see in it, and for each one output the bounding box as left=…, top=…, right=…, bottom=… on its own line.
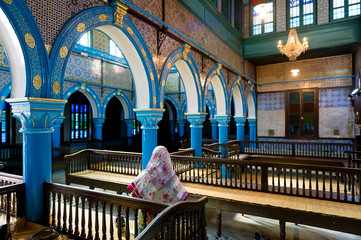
left=277, top=29, right=309, bottom=61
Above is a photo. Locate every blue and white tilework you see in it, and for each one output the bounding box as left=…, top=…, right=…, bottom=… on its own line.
left=319, top=87, right=352, bottom=108
left=258, top=92, right=284, bottom=110
left=92, top=30, right=109, bottom=53
left=65, top=55, right=101, bottom=84
left=165, top=72, right=181, bottom=93
left=0, top=70, right=11, bottom=90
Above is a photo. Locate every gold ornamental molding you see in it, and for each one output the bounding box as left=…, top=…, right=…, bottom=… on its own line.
left=183, top=44, right=191, bottom=61
left=127, top=27, right=134, bottom=35
left=99, top=14, right=107, bottom=22
left=2, top=0, right=12, bottom=4
left=52, top=81, right=61, bottom=95
left=141, top=49, right=146, bottom=57
left=114, top=1, right=129, bottom=27
left=77, top=23, right=85, bottom=32
left=25, top=33, right=35, bottom=48
left=60, top=46, right=68, bottom=58
left=32, top=75, right=42, bottom=90
left=216, top=64, right=222, bottom=75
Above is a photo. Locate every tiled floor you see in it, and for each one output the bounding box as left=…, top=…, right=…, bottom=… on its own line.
left=52, top=170, right=361, bottom=240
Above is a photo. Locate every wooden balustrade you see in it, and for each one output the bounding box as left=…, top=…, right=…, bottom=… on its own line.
left=52, top=147, right=71, bottom=172
left=0, top=183, right=25, bottom=223
left=170, top=149, right=195, bottom=157
left=65, top=149, right=142, bottom=176
left=135, top=196, right=208, bottom=240
left=202, top=147, right=222, bottom=158
left=203, top=142, right=240, bottom=159
left=344, top=151, right=361, bottom=168
left=44, top=182, right=168, bottom=239
left=171, top=155, right=361, bottom=204
left=239, top=140, right=357, bottom=159
left=0, top=144, right=22, bottom=170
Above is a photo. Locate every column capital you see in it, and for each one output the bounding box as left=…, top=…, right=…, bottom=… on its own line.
left=234, top=116, right=247, bottom=125
left=209, top=118, right=218, bottom=125
left=6, top=98, right=67, bottom=134
left=93, top=118, right=106, bottom=126
left=215, top=115, right=231, bottom=126
left=134, top=109, right=164, bottom=129
left=248, top=118, right=257, bottom=125
left=177, top=119, right=186, bottom=125
left=53, top=116, right=65, bottom=127
left=185, top=113, right=207, bottom=128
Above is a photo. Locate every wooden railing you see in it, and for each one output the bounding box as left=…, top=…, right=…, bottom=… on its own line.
left=202, top=147, right=222, bottom=158
left=0, top=144, right=22, bottom=168
left=0, top=183, right=25, bottom=223
left=171, top=155, right=361, bottom=204
left=239, top=140, right=356, bottom=159
left=44, top=182, right=168, bottom=239
left=135, top=196, right=208, bottom=240
left=203, top=142, right=240, bottom=159
left=344, top=151, right=361, bottom=168
left=52, top=147, right=71, bottom=172
left=170, top=148, right=195, bottom=157
left=65, top=149, right=143, bottom=176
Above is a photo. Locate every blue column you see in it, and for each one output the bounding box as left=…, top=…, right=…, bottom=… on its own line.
left=124, top=119, right=134, bottom=146
left=248, top=118, right=257, bottom=141
left=177, top=119, right=186, bottom=138
left=134, top=109, right=164, bottom=169
left=93, top=118, right=105, bottom=141
left=185, top=113, right=206, bottom=157
left=210, top=119, right=218, bottom=140
left=234, top=116, right=246, bottom=152
left=216, top=116, right=231, bottom=158
left=6, top=98, right=66, bottom=223
left=52, top=117, right=64, bottom=148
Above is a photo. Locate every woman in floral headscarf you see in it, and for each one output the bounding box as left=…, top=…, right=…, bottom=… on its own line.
left=127, top=145, right=189, bottom=203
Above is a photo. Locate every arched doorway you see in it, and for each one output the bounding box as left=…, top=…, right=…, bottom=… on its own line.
left=103, top=97, right=125, bottom=142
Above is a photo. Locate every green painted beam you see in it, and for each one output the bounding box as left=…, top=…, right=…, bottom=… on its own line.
left=243, top=18, right=361, bottom=59
left=177, top=0, right=242, bottom=55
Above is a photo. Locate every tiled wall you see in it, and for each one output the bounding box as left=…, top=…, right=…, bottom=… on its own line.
left=92, top=30, right=109, bottom=53
left=257, top=55, right=353, bottom=139
left=0, top=40, right=9, bottom=68
left=257, top=55, right=352, bottom=92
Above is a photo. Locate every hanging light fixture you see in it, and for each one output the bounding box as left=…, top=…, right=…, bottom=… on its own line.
left=277, top=29, right=309, bottom=61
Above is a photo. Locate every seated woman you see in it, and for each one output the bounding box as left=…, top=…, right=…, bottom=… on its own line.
left=127, top=145, right=189, bottom=203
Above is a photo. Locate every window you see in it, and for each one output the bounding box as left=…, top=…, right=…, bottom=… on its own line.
left=289, top=0, right=315, bottom=28
left=286, top=89, right=318, bottom=138
left=71, top=103, right=89, bottom=140
left=78, top=31, right=91, bottom=47
left=252, top=2, right=274, bottom=35
left=221, top=0, right=231, bottom=22
left=332, top=0, right=361, bottom=20
left=109, top=39, right=124, bottom=58
left=1, top=102, right=6, bottom=143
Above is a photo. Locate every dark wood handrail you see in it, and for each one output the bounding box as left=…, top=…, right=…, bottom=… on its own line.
left=238, top=140, right=357, bottom=159
left=44, top=182, right=168, bottom=239
left=65, top=149, right=143, bottom=175
left=170, top=148, right=195, bottom=157
left=135, top=196, right=208, bottom=240
left=170, top=155, right=361, bottom=204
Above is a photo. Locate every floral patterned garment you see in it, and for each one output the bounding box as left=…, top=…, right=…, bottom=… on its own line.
left=127, top=146, right=189, bottom=203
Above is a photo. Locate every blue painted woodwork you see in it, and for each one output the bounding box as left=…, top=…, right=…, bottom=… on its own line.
left=186, top=113, right=207, bottom=157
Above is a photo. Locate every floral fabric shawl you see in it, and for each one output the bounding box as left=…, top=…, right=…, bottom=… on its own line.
left=127, top=146, right=189, bottom=203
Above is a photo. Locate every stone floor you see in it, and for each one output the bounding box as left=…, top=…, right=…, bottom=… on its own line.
left=52, top=170, right=361, bottom=240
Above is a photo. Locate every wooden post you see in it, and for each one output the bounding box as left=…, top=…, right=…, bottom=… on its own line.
left=280, top=219, right=286, bottom=240
left=261, top=165, right=269, bottom=192
left=217, top=212, right=222, bottom=237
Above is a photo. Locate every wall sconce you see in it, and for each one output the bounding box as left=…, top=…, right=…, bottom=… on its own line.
left=290, top=69, right=300, bottom=76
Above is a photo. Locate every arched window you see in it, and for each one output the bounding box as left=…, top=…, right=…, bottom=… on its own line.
left=65, top=92, right=91, bottom=142
left=1, top=102, right=6, bottom=143
left=109, top=39, right=123, bottom=58
left=70, top=103, right=89, bottom=140
left=252, top=1, right=274, bottom=35
left=78, top=31, right=91, bottom=47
